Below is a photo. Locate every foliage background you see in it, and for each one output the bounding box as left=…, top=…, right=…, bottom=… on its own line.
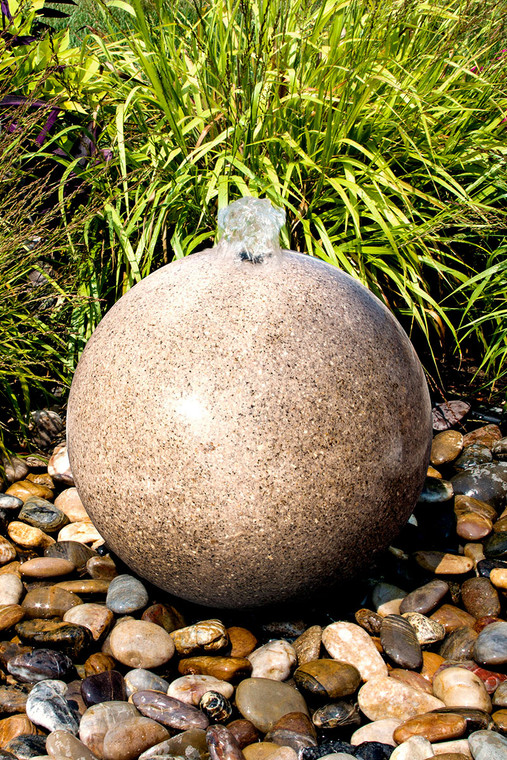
left=1, top=0, right=506, bottom=454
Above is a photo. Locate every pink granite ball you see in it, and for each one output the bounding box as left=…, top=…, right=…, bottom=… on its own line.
left=67, top=203, right=431, bottom=607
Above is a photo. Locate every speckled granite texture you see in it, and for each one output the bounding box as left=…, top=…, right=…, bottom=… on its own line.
left=67, top=246, right=432, bottom=607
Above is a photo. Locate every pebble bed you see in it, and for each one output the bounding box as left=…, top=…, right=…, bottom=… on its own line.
left=0, top=405, right=507, bottom=760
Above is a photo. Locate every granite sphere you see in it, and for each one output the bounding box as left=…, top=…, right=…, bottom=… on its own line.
left=67, top=239, right=432, bottom=607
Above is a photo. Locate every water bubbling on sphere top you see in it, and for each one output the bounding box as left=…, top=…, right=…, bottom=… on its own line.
left=67, top=197, right=432, bottom=608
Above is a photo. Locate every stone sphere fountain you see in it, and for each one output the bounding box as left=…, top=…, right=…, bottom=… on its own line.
left=67, top=198, right=432, bottom=608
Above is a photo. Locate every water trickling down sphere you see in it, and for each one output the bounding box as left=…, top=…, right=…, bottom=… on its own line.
left=67, top=198, right=432, bottom=608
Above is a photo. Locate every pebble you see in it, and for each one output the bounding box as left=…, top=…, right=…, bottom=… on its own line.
left=294, top=659, right=361, bottom=699
left=4, top=734, right=47, bottom=758
left=380, top=615, right=422, bottom=670
left=473, top=621, right=507, bottom=666
left=0, top=573, right=23, bottom=605
left=7, top=649, right=74, bottom=683
left=81, top=670, right=126, bottom=706
left=484, top=533, right=507, bottom=558
left=54, top=489, right=89, bottom=523
left=228, top=627, right=259, bottom=658
left=5, top=481, right=53, bottom=503
left=390, top=669, right=433, bottom=694
left=132, top=691, right=209, bottom=730
left=56, top=579, right=110, bottom=594
left=26, top=679, right=80, bottom=734
left=454, top=443, right=493, bottom=470
left=463, top=424, right=502, bottom=449
left=418, top=478, right=454, bottom=503
left=451, top=463, right=507, bottom=509
left=109, top=619, right=175, bottom=668
left=171, top=620, right=229, bottom=655
left=322, top=622, right=388, bottom=681
left=45, top=541, right=96, bottom=570
left=45, top=729, right=98, bottom=760
left=22, top=587, right=83, bottom=619
left=1, top=456, right=29, bottom=484
left=431, top=605, right=477, bottom=634
left=84, top=652, right=116, bottom=677
left=0, top=714, right=37, bottom=746
left=401, top=613, right=445, bottom=645
left=0, top=685, right=29, bottom=714
left=0, top=537, right=16, bottom=565
left=400, top=580, right=449, bottom=615
left=57, top=522, right=103, bottom=545
left=102, top=716, right=170, bottom=760
left=439, top=626, right=478, bottom=661
left=18, top=499, right=68, bottom=534
left=350, top=719, right=400, bottom=746
left=167, top=675, right=234, bottom=705
left=0, top=604, right=24, bottom=630
left=235, top=678, right=309, bottom=733
left=199, top=691, right=233, bottom=723
left=15, top=620, right=93, bottom=658
left=431, top=431, right=464, bottom=465
left=178, top=656, right=252, bottom=681
left=106, top=575, right=149, bottom=614
left=414, top=552, right=473, bottom=575
left=393, top=713, right=466, bottom=743
left=468, top=729, right=507, bottom=759
left=20, top=557, right=75, bottom=578
left=248, top=641, right=296, bottom=680
left=312, top=701, right=361, bottom=730
left=78, top=701, right=140, bottom=757
left=357, top=676, right=445, bottom=721
left=355, top=609, right=383, bottom=636
left=63, top=603, right=114, bottom=641
left=124, top=668, right=170, bottom=698
left=493, top=709, right=507, bottom=733
left=86, top=555, right=117, bottom=581
left=390, top=736, right=434, bottom=759
left=432, top=667, right=492, bottom=712
left=461, top=577, right=500, bottom=619
left=48, top=444, right=74, bottom=486
left=138, top=727, right=208, bottom=760
left=207, top=726, right=246, bottom=760
left=8, top=520, right=55, bottom=549
left=0, top=494, right=23, bottom=510
left=372, top=583, right=407, bottom=616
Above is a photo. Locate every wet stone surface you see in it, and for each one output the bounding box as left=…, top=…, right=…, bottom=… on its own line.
left=1, top=416, right=507, bottom=759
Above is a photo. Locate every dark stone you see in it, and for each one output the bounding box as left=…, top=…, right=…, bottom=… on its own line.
left=477, top=558, right=507, bottom=577
left=294, top=660, right=361, bottom=699
left=355, top=609, right=383, bottom=635
left=7, top=648, right=74, bottom=682
left=454, top=443, right=493, bottom=470
left=439, top=626, right=478, bottom=661
left=380, top=615, right=422, bottom=670
left=81, top=670, right=127, bottom=707
left=15, top=619, right=93, bottom=658
left=461, top=577, right=501, bottom=619
left=311, top=701, right=361, bottom=730
left=484, top=533, right=507, bottom=559
left=399, top=579, right=449, bottom=615
left=199, top=691, right=233, bottom=723
left=18, top=498, right=68, bottom=532
left=431, top=706, right=493, bottom=733
left=4, top=734, right=47, bottom=759
left=451, top=463, right=507, bottom=509
left=354, top=743, right=394, bottom=760
left=301, top=739, right=355, bottom=760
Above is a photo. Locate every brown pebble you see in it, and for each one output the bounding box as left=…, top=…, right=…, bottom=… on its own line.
left=474, top=616, right=504, bottom=634
left=84, top=653, right=117, bottom=677
left=355, top=609, right=383, bottom=635
left=456, top=513, right=493, bottom=541
left=461, top=577, right=501, bottom=619
left=292, top=626, right=322, bottom=665
left=428, top=466, right=443, bottom=478
left=393, top=711, right=466, bottom=743
left=227, top=627, right=258, bottom=658
left=19, top=557, right=75, bottom=578
left=464, top=543, right=486, bottom=566
left=489, top=569, right=507, bottom=589
left=141, top=603, right=185, bottom=633
left=178, top=656, right=252, bottom=682
left=455, top=495, right=497, bottom=521
left=102, top=715, right=170, bottom=760
left=431, top=431, right=464, bottom=466
left=431, top=605, right=476, bottom=634
left=420, top=652, right=446, bottom=684
left=22, top=586, right=83, bottom=619
left=439, top=626, right=478, bottom=661
left=0, top=562, right=21, bottom=577
left=64, top=603, right=114, bottom=641
left=414, top=552, right=473, bottom=575
left=207, top=724, right=245, bottom=760
left=463, top=423, right=502, bottom=449
left=226, top=719, right=260, bottom=749
left=0, top=685, right=29, bottom=714
left=0, top=539, right=17, bottom=566
left=7, top=522, right=54, bottom=549
left=0, top=713, right=37, bottom=747
left=55, top=579, right=110, bottom=594
left=171, top=620, right=229, bottom=656
left=5, top=480, right=53, bottom=502
left=492, top=708, right=507, bottom=733
left=86, top=555, right=118, bottom=580
left=294, top=659, right=361, bottom=699
left=0, top=605, right=25, bottom=631
left=26, top=472, right=54, bottom=488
